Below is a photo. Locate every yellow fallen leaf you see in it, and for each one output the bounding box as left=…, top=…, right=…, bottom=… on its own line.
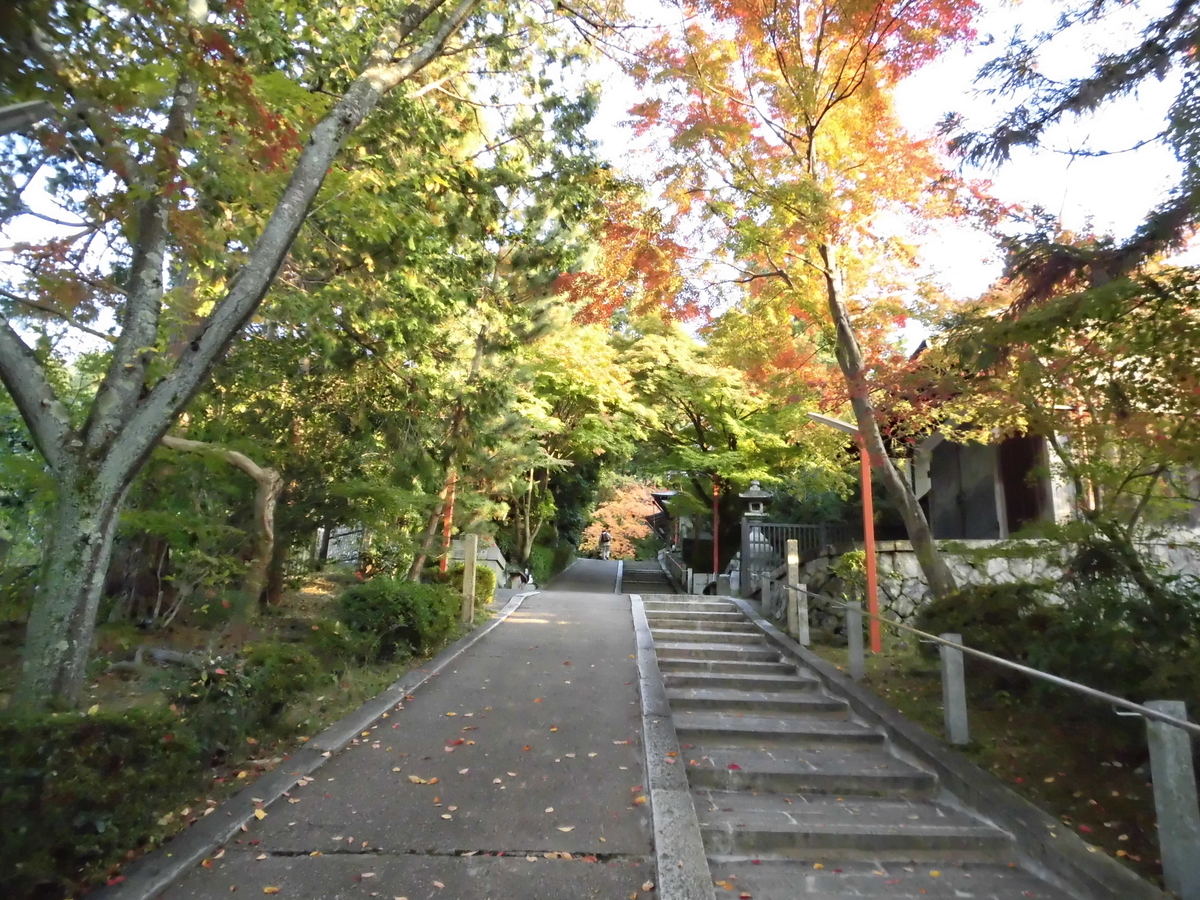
left=253, top=809, right=267, bottom=820
left=263, top=888, right=280, bottom=895
left=812, top=863, right=824, bottom=870
left=633, top=795, right=647, bottom=806
left=642, top=881, right=654, bottom=891
left=714, top=880, right=732, bottom=890
left=929, top=870, right=941, bottom=877
left=392, top=767, right=402, bottom=772
left=408, top=776, right=429, bottom=784
left=445, top=712, right=456, bottom=717
left=361, top=731, right=371, bottom=737
left=87, top=704, right=100, bottom=716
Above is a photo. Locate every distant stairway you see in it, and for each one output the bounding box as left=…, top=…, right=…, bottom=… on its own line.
left=623, top=561, right=676, bottom=594
left=642, top=595, right=1075, bottom=900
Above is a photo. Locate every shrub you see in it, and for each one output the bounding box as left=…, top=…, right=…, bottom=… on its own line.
left=528, top=545, right=554, bottom=586
left=0, top=707, right=206, bottom=899
left=338, top=577, right=459, bottom=659
left=304, top=617, right=376, bottom=667
left=915, top=582, right=1056, bottom=666
left=551, top=542, right=576, bottom=575
left=423, top=563, right=497, bottom=604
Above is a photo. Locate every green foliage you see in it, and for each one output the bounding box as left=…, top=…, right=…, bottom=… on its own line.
left=338, top=577, right=459, bottom=660
left=423, top=563, right=497, bottom=604
left=0, top=707, right=206, bottom=899
left=916, top=582, right=1056, bottom=666
left=304, top=618, right=376, bottom=668
left=916, top=563, right=1200, bottom=702
left=528, top=545, right=555, bottom=587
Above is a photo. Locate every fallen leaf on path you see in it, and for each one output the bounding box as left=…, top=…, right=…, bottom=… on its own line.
left=534, top=698, right=543, bottom=703
left=392, top=767, right=402, bottom=772
left=445, top=712, right=456, bottom=717
left=812, top=864, right=824, bottom=870
left=458, top=768, right=469, bottom=774
left=550, top=727, right=558, bottom=732
left=441, top=814, right=452, bottom=819
left=642, top=882, right=654, bottom=891
left=714, top=881, right=732, bottom=890
left=256, top=854, right=267, bottom=861
left=493, top=778, right=502, bottom=784
left=557, top=826, right=575, bottom=832
left=565, top=753, right=576, bottom=758
left=588, top=752, right=597, bottom=757
left=253, top=809, right=267, bottom=820
left=633, top=795, right=647, bottom=805
left=526, top=855, right=537, bottom=862
left=433, top=881, right=445, bottom=889
left=545, top=807, right=554, bottom=813
left=408, top=776, right=428, bottom=784
left=613, top=740, right=629, bottom=745
left=202, top=859, right=213, bottom=869
left=507, top=771, right=517, bottom=776
left=727, top=764, right=742, bottom=771
left=262, top=889, right=280, bottom=895
left=929, top=871, right=941, bottom=877
left=361, top=873, right=376, bottom=878
left=446, top=738, right=465, bottom=746
left=428, top=778, right=439, bottom=784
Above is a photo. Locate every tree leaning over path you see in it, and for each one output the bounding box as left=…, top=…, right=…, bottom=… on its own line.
left=0, top=0, right=541, bottom=709
left=630, top=0, right=984, bottom=597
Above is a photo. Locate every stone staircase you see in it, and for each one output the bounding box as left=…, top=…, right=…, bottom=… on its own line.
left=623, top=561, right=676, bottom=595
left=643, top=595, right=1077, bottom=900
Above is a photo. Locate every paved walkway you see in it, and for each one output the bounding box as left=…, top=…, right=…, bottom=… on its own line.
left=165, top=559, right=654, bottom=900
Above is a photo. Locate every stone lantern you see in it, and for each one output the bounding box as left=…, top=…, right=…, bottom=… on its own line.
left=739, top=480, right=771, bottom=518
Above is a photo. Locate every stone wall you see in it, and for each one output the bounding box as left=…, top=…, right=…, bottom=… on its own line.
left=800, top=533, right=1200, bottom=635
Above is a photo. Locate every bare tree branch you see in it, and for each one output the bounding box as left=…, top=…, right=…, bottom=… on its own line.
left=0, top=288, right=117, bottom=343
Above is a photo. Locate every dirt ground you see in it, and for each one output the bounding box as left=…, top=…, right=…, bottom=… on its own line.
left=810, top=638, right=1166, bottom=889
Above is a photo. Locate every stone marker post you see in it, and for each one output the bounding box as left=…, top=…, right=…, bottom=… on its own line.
left=1145, top=700, right=1200, bottom=900
left=847, top=601, right=865, bottom=682
left=785, top=539, right=808, bottom=645
left=460, top=533, right=478, bottom=623
left=939, top=633, right=969, bottom=745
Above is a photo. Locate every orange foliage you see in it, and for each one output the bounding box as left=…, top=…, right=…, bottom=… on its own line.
left=580, top=481, right=662, bottom=559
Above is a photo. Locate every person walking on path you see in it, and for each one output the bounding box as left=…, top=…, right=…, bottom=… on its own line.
left=599, top=528, right=613, bottom=560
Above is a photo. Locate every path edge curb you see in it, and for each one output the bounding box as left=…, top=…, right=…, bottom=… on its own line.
left=92, top=592, right=534, bottom=900
left=631, top=593, right=716, bottom=900
left=728, top=596, right=1169, bottom=900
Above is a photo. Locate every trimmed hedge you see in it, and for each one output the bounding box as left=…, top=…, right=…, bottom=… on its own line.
left=338, top=576, right=459, bottom=659
left=0, top=707, right=207, bottom=899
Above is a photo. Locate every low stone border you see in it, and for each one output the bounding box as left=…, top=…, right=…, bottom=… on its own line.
left=630, top=593, right=716, bottom=900
left=92, top=592, right=534, bottom=900
left=729, top=596, right=1168, bottom=900
left=615, top=558, right=625, bottom=594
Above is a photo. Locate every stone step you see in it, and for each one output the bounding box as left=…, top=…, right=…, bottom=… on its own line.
left=651, top=627, right=765, bottom=644
left=684, top=747, right=936, bottom=798
left=645, top=608, right=745, bottom=619
left=667, top=687, right=848, bottom=717
left=644, top=599, right=738, bottom=611
left=695, top=791, right=1011, bottom=862
left=675, top=712, right=883, bottom=749
left=647, top=617, right=758, bottom=632
left=654, top=641, right=780, bottom=661
left=705, top=860, right=1072, bottom=899
left=662, top=672, right=820, bottom=696
left=659, top=660, right=804, bottom=680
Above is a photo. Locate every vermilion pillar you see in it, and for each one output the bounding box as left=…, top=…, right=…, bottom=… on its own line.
left=859, top=438, right=881, bottom=653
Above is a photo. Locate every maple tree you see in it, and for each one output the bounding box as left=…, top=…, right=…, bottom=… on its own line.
left=628, top=0, right=984, bottom=596
left=0, top=0, right=626, bottom=709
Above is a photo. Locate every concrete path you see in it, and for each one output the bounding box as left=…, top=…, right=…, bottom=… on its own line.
left=165, top=559, right=655, bottom=900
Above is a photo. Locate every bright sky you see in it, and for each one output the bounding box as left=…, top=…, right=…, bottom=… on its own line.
left=584, top=0, right=1185, bottom=304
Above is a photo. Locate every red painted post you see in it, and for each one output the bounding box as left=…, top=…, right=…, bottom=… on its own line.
left=859, top=438, right=881, bottom=653
left=440, top=471, right=457, bottom=574
left=712, top=475, right=720, bottom=578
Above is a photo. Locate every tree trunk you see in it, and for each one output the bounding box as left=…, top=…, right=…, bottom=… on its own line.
left=819, top=242, right=958, bottom=599
left=160, top=435, right=283, bottom=612
left=407, top=485, right=449, bottom=581
left=16, top=467, right=128, bottom=708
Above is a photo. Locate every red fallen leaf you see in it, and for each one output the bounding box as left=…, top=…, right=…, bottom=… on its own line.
left=751, top=860, right=760, bottom=865
left=740, top=893, right=752, bottom=899
left=631, top=785, right=645, bottom=792
left=886, top=879, right=901, bottom=885
left=249, top=840, right=261, bottom=845
left=727, top=764, right=742, bottom=771
left=832, top=868, right=843, bottom=873
left=446, top=738, right=465, bottom=746
left=534, top=698, right=543, bottom=703
left=215, top=668, right=227, bottom=675
left=1079, top=825, right=1093, bottom=833
left=522, top=745, right=532, bottom=751
left=583, top=855, right=598, bottom=863
left=462, top=726, right=477, bottom=731
left=1014, top=777, right=1024, bottom=783
left=682, top=744, right=694, bottom=749
left=564, top=661, right=572, bottom=665
left=107, top=876, right=126, bottom=886
left=202, top=859, right=213, bottom=869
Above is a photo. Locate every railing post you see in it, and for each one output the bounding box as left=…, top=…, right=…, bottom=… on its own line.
left=460, top=533, right=478, bottom=623
left=1145, top=700, right=1200, bottom=900
left=740, top=519, right=751, bottom=598
left=939, top=632, right=969, bottom=745
left=847, top=601, right=865, bottom=682
left=785, top=539, right=808, bottom=645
